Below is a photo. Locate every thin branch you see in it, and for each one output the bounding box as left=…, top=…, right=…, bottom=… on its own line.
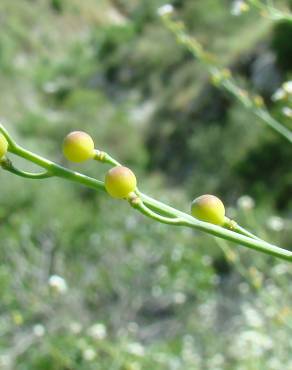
left=0, top=124, right=291, bottom=262
left=1, top=158, right=53, bottom=179
left=160, top=15, right=292, bottom=144
left=248, top=0, right=292, bottom=22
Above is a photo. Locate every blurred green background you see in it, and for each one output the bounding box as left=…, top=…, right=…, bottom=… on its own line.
left=0, top=1, right=291, bottom=369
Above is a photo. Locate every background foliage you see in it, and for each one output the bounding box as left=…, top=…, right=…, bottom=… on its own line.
left=0, top=1, right=291, bottom=369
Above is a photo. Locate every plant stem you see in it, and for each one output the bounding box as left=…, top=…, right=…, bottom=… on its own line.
left=161, top=16, right=292, bottom=144
left=1, top=124, right=291, bottom=263
left=138, top=192, right=292, bottom=262
left=1, top=158, right=53, bottom=179
left=248, top=0, right=292, bottom=22
left=232, top=223, right=262, bottom=241
left=221, top=78, right=292, bottom=143
left=130, top=196, right=185, bottom=225
left=8, top=142, right=105, bottom=192
left=223, top=217, right=262, bottom=241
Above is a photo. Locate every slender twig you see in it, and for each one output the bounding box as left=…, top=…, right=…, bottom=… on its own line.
left=138, top=192, right=292, bottom=262
left=0, top=123, right=291, bottom=262
left=129, top=194, right=185, bottom=225
left=160, top=15, right=292, bottom=144
left=221, top=76, right=292, bottom=142
left=248, top=0, right=292, bottom=22
left=1, top=158, right=53, bottom=179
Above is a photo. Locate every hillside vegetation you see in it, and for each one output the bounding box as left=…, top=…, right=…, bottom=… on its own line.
left=0, top=1, right=291, bottom=369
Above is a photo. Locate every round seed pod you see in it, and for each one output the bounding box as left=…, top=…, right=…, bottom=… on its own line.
left=63, top=131, right=95, bottom=163
left=191, top=194, right=225, bottom=225
left=105, top=166, right=137, bottom=199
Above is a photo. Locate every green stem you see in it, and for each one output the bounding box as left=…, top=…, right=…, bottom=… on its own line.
left=221, top=78, right=292, bottom=143
left=223, top=217, right=262, bottom=241
left=1, top=124, right=291, bottom=262
left=1, top=158, right=53, bottom=179
left=248, top=0, right=292, bottom=22
left=161, top=16, right=292, bottom=144
left=138, top=192, right=292, bottom=262
left=130, top=197, right=184, bottom=225
left=8, top=142, right=105, bottom=192
left=232, top=224, right=262, bottom=241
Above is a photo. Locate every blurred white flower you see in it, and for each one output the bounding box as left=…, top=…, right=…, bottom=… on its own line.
left=283, top=80, right=292, bottom=94
left=13, top=53, right=28, bottom=69
left=230, top=330, right=273, bottom=358
left=198, top=299, right=216, bottom=326
left=243, top=306, right=263, bottom=328
left=0, top=355, right=11, bottom=367
left=282, top=106, right=292, bottom=118
left=272, top=88, right=286, bottom=101
left=83, top=347, right=96, bottom=361
left=173, top=292, right=186, bottom=305
left=43, top=81, right=59, bottom=94
left=157, top=4, right=174, bottom=17
left=266, top=216, right=284, bottom=231
left=207, top=353, right=225, bottom=368
left=48, top=274, right=68, bottom=294
left=33, top=324, right=45, bottom=337
left=182, top=336, right=201, bottom=364
left=272, top=263, right=289, bottom=275
left=231, top=0, right=249, bottom=16
left=266, top=283, right=282, bottom=298
left=267, top=357, right=283, bottom=370
left=87, top=323, right=107, bottom=340
left=157, top=264, right=168, bottom=278
left=126, top=342, right=145, bottom=357
left=107, top=7, right=128, bottom=25
left=70, top=321, right=82, bottom=334
left=265, top=305, right=277, bottom=318
left=237, top=195, right=255, bottom=210
left=201, top=255, right=212, bottom=266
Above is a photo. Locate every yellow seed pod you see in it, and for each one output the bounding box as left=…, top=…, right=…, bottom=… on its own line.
left=191, top=194, right=225, bottom=225
left=105, top=166, right=137, bottom=199
left=63, top=131, right=95, bottom=163
left=0, top=133, right=8, bottom=159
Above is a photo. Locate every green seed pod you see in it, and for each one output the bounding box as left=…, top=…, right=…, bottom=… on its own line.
left=63, top=131, right=95, bottom=163
left=191, top=194, right=225, bottom=225
left=105, top=166, right=137, bottom=199
left=0, top=133, right=8, bottom=159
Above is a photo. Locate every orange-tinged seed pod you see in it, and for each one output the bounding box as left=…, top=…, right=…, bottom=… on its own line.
left=191, top=194, right=225, bottom=225
left=105, top=166, right=137, bottom=199
left=63, top=131, right=95, bottom=163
